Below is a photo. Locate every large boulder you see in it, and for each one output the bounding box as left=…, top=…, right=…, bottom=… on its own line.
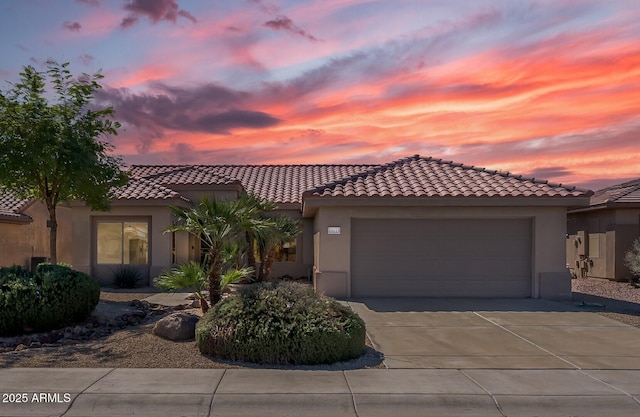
left=152, top=313, right=199, bottom=341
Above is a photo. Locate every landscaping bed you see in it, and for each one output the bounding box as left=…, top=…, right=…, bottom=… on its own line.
left=570, top=277, right=640, bottom=328
left=0, top=287, right=383, bottom=369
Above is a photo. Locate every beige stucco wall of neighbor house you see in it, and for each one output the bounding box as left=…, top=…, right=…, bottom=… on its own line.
left=615, top=209, right=640, bottom=280
left=567, top=208, right=640, bottom=281
left=311, top=203, right=572, bottom=300
left=0, top=201, right=72, bottom=270
left=71, top=204, right=177, bottom=286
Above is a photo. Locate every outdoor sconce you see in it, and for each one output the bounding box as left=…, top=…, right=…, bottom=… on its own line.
left=327, top=226, right=341, bottom=235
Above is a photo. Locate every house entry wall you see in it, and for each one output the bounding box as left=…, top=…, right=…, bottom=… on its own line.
left=350, top=218, right=532, bottom=297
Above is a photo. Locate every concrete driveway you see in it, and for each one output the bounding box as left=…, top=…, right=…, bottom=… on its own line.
left=347, top=298, right=640, bottom=370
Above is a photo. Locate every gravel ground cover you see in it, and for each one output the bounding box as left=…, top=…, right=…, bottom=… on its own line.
left=1, top=279, right=638, bottom=369
left=570, top=277, right=640, bottom=328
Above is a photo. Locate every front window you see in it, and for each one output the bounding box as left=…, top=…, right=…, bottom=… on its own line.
left=274, top=240, right=297, bottom=262
left=97, top=221, right=149, bottom=264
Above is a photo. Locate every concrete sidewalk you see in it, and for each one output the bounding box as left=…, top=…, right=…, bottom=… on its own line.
left=1, top=368, right=639, bottom=417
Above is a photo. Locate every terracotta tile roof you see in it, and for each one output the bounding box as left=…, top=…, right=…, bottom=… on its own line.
left=129, top=164, right=376, bottom=204
left=124, top=155, right=589, bottom=205
left=112, top=177, right=188, bottom=201
left=304, top=155, right=590, bottom=199
left=131, top=166, right=238, bottom=186
left=0, top=191, right=32, bottom=222
left=589, top=178, right=640, bottom=206
left=212, top=165, right=377, bottom=203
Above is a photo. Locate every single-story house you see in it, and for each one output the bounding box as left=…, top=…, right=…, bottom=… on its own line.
left=0, top=193, right=72, bottom=270
left=68, top=154, right=591, bottom=300
left=567, top=178, right=640, bottom=281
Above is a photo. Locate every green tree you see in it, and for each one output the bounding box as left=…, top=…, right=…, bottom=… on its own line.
left=0, top=61, right=128, bottom=263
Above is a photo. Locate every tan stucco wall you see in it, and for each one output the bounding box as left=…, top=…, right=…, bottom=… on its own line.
left=312, top=205, right=570, bottom=299
left=566, top=208, right=640, bottom=280
left=0, top=201, right=72, bottom=270
left=72, top=204, right=175, bottom=286
left=71, top=201, right=311, bottom=286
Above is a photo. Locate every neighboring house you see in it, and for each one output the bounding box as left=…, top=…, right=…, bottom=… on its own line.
left=567, top=178, right=640, bottom=281
left=0, top=192, right=72, bottom=270
left=69, top=154, right=591, bottom=300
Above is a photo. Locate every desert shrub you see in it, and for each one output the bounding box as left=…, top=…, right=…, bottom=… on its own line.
left=624, top=238, right=640, bottom=285
left=0, top=265, right=30, bottom=284
left=196, top=281, right=366, bottom=365
left=112, top=265, right=142, bottom=288
left=0, top=265, right=100, bottom=336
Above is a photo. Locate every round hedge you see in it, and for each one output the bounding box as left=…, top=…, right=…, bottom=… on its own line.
left=0, top=264, right=100, bottom=336
left=196, top=281, right=366, bottom=365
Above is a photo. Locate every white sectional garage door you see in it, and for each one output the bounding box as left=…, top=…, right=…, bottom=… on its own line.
left=350, top=218, right=532, bottom=298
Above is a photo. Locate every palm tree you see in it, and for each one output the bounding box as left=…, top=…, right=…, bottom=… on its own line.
left=233, top=193, right=277, bottom=276
left=166, top=196, right=239, bottom=305
left=255, top=215, right=302, bottom=282
left=156, top=261, right=210, bottom=314
left=156, top=261, right=255, bottom=314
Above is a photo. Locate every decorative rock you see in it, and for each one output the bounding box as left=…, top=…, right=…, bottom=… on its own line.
left=0, top=298, right=161, bottom=352
left=152, top=313, right=199, bottom=341
left=132, top=310, right=147, bottom=318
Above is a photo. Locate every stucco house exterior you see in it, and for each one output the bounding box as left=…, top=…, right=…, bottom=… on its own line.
left=68, top=154, right=591, bottom=300
left=0, top=193, right=72, bottom=270
left=567, top=178, right=640, bottom=281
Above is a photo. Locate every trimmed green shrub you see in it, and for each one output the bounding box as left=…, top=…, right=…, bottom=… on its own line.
left=196, top=281, right=366, bottom=365
left=112, top=265, right=142, bottom=288
left=0, top=265, right=100, bottom=336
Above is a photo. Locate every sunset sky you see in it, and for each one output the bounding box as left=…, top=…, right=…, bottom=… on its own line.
left=1, top=0, right=639, bottom=190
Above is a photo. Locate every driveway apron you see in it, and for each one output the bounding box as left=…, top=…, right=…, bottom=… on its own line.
left=347, top=298, right=640, bottom=370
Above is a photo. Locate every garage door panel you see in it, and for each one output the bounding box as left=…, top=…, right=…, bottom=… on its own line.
left=351, top=218, right=532, bottom=298
left=356, top=277, right=531, bottom=298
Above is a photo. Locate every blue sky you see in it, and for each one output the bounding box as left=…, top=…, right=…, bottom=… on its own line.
left=1, top=0, right=639, bottom=190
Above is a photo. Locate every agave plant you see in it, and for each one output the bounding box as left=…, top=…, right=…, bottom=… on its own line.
left=156, top=261, right=209, bottom=314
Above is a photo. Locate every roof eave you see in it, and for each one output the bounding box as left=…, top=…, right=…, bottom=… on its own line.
left=0, top=214, right=33, bottom=224
left=70, top=197, right=192, bottom=208
left=568, top=201, right=640, bottom=214
left=302, top=195, right=593, bottom=213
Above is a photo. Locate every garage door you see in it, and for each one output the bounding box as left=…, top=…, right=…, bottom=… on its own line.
left=351, top=218, right=532, bottom=298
